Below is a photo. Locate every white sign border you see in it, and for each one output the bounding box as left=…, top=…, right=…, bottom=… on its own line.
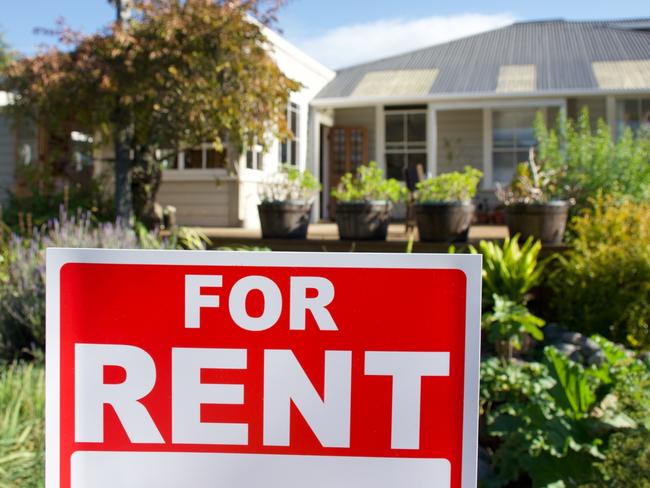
left=46, top=249, right=482, bottom=488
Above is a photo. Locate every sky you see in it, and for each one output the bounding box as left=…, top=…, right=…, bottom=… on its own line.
left=1, top=0, right=649, bottom=69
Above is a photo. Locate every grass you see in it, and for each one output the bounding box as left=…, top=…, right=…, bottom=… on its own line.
left=0, top=362, right=44, bottom=487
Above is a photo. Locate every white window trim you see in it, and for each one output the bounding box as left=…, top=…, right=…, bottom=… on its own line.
left=384, top=108, right=428, bottom=179
left=163, top=142, right=229, bottom=173
left=483, top=102, right=564, bottom=189
left=245, top=140, right=265, bottom=171
left=280, top=101, right=301, bottom=166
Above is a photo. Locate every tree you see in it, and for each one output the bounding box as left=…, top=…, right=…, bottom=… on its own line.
left=0, top=31, right=12, bottom=73
left=3, top=0, right=298, bottom=223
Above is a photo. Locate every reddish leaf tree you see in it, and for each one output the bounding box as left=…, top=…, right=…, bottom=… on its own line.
left=3, top=0, right=298, bottom=223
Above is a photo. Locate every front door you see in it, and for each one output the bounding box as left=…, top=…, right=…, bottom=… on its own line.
left=328, top=126, right=368, bottom=217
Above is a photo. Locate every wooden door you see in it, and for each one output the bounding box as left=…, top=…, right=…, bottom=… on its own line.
left=328, top=126, right=368, bottom=217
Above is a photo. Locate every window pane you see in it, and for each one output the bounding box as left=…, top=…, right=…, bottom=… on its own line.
left=246, top=150, right=254, bottom=169
left=493, top=127, right=514, bottom=148
left=493, top=152, right=514, bottom=185
left=406, top=152, right=427, bottom=175
left=407, top=113, right=426, bottom=143
left=641, top=99, right=650, bottom=131
left=515, top=127, right=536, bottom=148
left=386, top=153, right=405, bottom=180
left=280, top=141, right=288, bottom=164
left=385, top=114, right=404, bottom=143
left=205, top=148, right=227, bottom=169
left=184, top=149, right=203, bottom=169
left=290, top=140, right=298, bottom=165
left=291, top=109, right=298, bottom=134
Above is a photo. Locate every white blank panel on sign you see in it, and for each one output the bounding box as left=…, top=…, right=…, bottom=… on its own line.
left=71, top=452, right=451, bottom=488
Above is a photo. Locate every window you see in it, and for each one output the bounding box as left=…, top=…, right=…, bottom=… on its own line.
left=616, top=98, right=650, bottom=137
left=384, top=107, right=427, bottom=180
left=167, top=143, right=228, bottom=170
left=492, top=109, right=537, bottom=185
left=280, top=102, right=300, bottom=165
left=246, top=141, right=264, bottom=170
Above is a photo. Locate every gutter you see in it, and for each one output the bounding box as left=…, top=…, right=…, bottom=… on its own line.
left=310, top=87, right=650, bottom=109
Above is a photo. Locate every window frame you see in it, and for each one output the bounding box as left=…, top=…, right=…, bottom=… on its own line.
left=245, top=140, right=265, bottom=171
left=615, top=97, right=650, bottom=137
left=384, top=107, right=428, bottom=181
left=280, top=101, right=301, bottom=166
left=491, top=108, right=538, bottom=186
left=163, top=143, right=228, bottom=172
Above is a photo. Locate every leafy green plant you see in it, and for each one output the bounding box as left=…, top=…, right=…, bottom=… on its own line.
left=259, top=164, right=321, bottom=203
left=549, top=195, right=650, bottom=349
left=482, top=295, right=545, bottom=359
left=415, top=166, right=483, bottom=203
left=469, top=234, right=545, bottom=306
left=0, top=362, right=44, bottom=487
left=535, top=108, right=650, bottom=214
left=331, top=162, right=405, bottom=203
left=496, top=156, right=565, bottom=205
left=480, top=339, right=644, bottom=487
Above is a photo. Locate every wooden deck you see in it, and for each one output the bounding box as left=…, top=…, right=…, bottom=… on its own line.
left=193, top=223, right=565, bottom=253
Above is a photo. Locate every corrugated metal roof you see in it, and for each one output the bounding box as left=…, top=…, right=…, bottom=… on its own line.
left=315, top=18, right=650, bottom=100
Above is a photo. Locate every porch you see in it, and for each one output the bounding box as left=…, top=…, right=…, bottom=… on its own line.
left=195, top=222, right=564, bottom=253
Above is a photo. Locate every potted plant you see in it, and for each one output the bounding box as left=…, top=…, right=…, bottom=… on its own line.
left=497, top=153, right=570, bottom=244
left=331, top=162, right=404, bottom=241
left=258, top=164, right=320, bottom=239
left=414, top=166, right=483, bottom=242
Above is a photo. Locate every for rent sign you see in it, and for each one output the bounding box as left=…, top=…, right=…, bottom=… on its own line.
left=46, top=250, right=481, bottom=488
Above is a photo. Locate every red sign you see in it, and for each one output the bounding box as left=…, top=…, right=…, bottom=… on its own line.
left=46, top=250, right=481, bottom=488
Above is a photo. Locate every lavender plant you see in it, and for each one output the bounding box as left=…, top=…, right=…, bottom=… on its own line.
left=0, top=209, right=207, bottom=358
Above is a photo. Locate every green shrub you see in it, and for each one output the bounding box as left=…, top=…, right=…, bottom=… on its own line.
left=595, top=430, right=650, bottom=487
left=0, top=362, right=44, bottom=487
left=415, top=166, right=482, bottom=203
left=549, top=196, right=650, bottom=349
left=534, top=108, right=650, bottom=214
left=259, top=164, right=321, bottom=202
left=480, top=338, right=646, bottom=487
left=482, top=295, right=545, bottom=360
left=331, top=162, right=404, bottom=202
left=470, top=235, right=545, bottom=306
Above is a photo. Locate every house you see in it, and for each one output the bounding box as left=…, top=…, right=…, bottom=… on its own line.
left=307, top=18, right=650, bottom=220
left=0, top=26, right=335, bottom=228
left=1, top=18, right=649, bottom=228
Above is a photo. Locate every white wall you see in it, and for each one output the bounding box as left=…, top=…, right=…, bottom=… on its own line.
left=232, top=27, right=335, bottom=228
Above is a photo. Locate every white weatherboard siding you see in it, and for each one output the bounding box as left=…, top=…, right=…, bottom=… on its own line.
left=436, top=109, right=483, bottom=174
left=156, top=178, right=239, bottom=227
